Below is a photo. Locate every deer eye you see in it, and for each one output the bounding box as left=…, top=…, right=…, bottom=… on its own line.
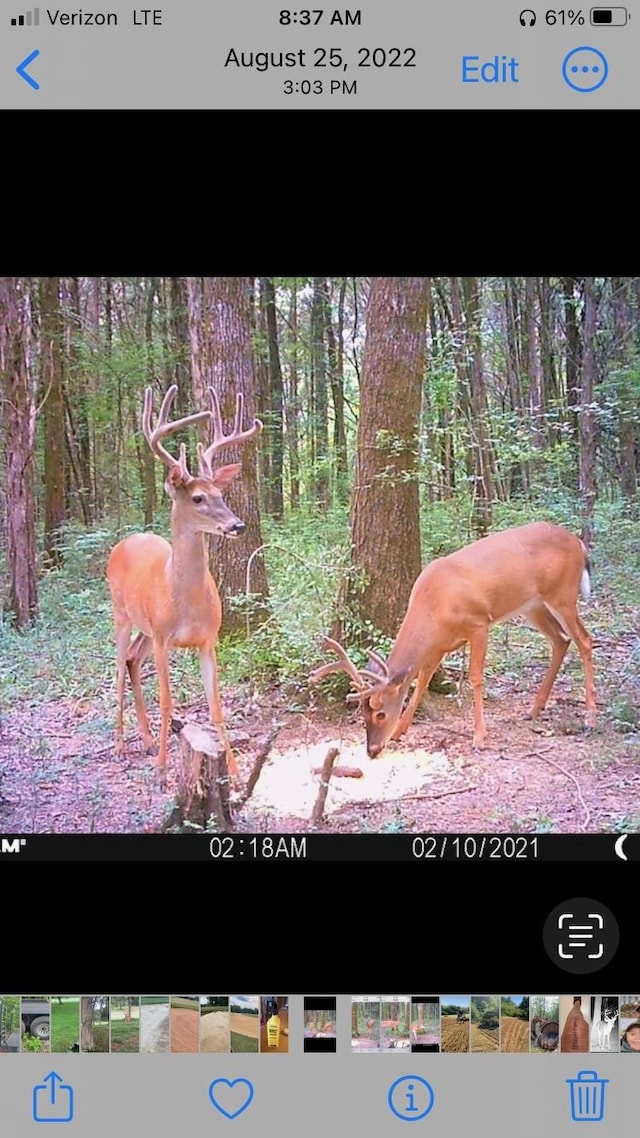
left=192, top=494, right=204, bottom=505
left=375, top=711, right=387, bottom=724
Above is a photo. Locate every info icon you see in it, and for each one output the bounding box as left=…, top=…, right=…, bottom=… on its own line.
left=543, top=898, right=620, bottom=974
left=387, top=1075, right=435, bottom=1122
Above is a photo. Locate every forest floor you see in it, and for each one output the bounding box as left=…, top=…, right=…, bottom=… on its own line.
left=0, top=626, right=639, bottom=834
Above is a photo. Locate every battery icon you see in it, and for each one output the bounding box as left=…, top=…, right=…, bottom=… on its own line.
left=590, top=7, right=628, bottom=23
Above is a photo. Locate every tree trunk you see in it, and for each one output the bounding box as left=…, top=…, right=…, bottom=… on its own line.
left=143, top=280, right=158, bottom=527
left=461, top=277, right=494, bottom=532
left=504, top=278, right=529, bottom=496
left=200, top=277, right=269, bottom=637
left=64, top=277, right=92, bottom=521
left=611, top=278, right=637, bottom=500
left=580, top=278, right=597, bottom=550
left=254, top=282, right=273, bottom=514
left=287, top=280, right=301, bottom=511
left=525, top=276, right=545, bottom=472
left=81, top=998, right=95, bottom=1051
left=0, top=277, right=39, bottom=627
left=324, top=278, right=349, bottom=504
left=262, top=277, right=285, bottom=520
left=563, top=277, right=581, bottom=491
left=537, top=276, right=559, bottom=441
left=310, top=278, right=330, bottom=510
left=40, top=276, right=66, bottom=567
left=339, top=277, right=428, bottom=641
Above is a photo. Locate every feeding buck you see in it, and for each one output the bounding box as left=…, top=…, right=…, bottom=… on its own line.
left=106, top=384, right=262, bottom=788
left=311, top=522, right=596, bottom=757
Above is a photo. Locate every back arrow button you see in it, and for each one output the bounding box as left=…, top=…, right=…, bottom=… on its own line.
left=17, top=50, right=41, bottom=90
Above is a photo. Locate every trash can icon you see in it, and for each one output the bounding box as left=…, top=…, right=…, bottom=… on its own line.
left=566, top=1070, right=609, bottom=1122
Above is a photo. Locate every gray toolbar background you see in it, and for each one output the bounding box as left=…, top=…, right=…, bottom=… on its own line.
left=1, top=996, right=635, bottom=1134
left=0, top=0, right=637, bottom=107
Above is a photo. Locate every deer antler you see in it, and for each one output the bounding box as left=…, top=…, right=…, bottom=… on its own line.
left=310, top=636, right=390, bottom=702
left=143, top=385, right=211, bottom=477
left=198, top=388, right=263, bottom=478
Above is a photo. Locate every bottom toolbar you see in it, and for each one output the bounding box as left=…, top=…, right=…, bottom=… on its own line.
left=0, top=1057, right=633, bottom=1135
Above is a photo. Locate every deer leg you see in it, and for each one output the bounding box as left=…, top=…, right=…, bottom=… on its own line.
left=126, top=631, right=155, bottom=752
left=113, top=619, right=132, bottom=756
left=467, top=626, right=489, bottom=747
left=199, top=646, right=240, bottom=782
left=525, top=603, right=570, bottom=719
left=543, top=603, right=596, bottom=727
left=392, top=666, right=438, bottom=740
left=152, top=640, right=173, bottom=790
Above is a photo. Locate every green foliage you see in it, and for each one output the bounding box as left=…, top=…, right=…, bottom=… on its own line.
left=501, top=997, right=528, bottom=1019
left=50, top=1000, right=80, bottom=1054
left=20, top=1033, right=45, bottom=1053
left=1, top=498, right=638, bottom=740
left=230, top=1032, right=258, bottom=1053
left=218, top=506, right=352, bottom=700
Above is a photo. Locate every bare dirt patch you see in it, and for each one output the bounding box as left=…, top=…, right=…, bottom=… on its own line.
left=200, top=1012, right=230, bottom=1052
left=230, top=1013, right=259, bottom=1040
left=501, top=1016, right=529, bottom=1053
left=471, top=1024, right=499, bottom=1052
left=170, top=1008, right=199, bottom=1052
left=1, top=646, right=638, bottom=834
left=441, top=1017, right=469, bottom=1053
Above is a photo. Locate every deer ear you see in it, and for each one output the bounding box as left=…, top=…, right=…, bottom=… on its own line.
left=212, top=463, right=242, bottom=492
left=387, top=666, right=413, bottom=692
left=166, top=464, right=188, bottom=494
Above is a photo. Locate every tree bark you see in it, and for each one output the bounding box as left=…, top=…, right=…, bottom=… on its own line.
left=339, top=277, right=428, bottom=641
left=262, top=276, right=285, bottom=520
left=199, top=277, right=269, bottom=637
left=324, top=278, right=349, bottom=503
left=611, top=277, right=637, bottom=500
left=310, top=278, right=330, bottom=511
left=287, top=280, right=301, bottom=511
left=580, top=278, right=597, bottom=550
left=0, top=277, right=39, bottom=626
left=40, top=276, right=66, bottom=566
left=80, top=998, right=95, bottom=1051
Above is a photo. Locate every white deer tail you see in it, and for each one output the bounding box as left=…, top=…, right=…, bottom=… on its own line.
left=580, top=555, right=592, bottom=602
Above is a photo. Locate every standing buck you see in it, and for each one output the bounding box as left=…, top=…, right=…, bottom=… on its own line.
left=596, top=1009, right=618, bottom=1052
left=106, top=385, right=262, bottom=787
left=311, top=522, right=596, bottom=757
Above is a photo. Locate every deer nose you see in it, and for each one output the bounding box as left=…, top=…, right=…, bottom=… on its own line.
left=226, top=521, right=246, bottom=536
left=368, top=743, right=383, bottom=759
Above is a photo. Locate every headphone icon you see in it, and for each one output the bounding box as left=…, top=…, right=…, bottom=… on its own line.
left=520, top=8, right=537, bottom=23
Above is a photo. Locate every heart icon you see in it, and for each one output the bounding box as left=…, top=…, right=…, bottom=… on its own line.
left=208, top=1078, right=255, bottom=1120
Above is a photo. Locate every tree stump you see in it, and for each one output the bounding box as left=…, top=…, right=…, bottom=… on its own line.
left=168, top=721, right=234, bottom=831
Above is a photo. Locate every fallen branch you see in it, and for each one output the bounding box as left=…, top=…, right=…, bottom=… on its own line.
left=236, top=727, right=282, bottom=808
left=312, top=764, right=363, bottom=779
left=400, top=784, right=478, bottom=802
left=530, top=750, right=591, bottom=831
left=310, top=746, right=341, bottom=825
